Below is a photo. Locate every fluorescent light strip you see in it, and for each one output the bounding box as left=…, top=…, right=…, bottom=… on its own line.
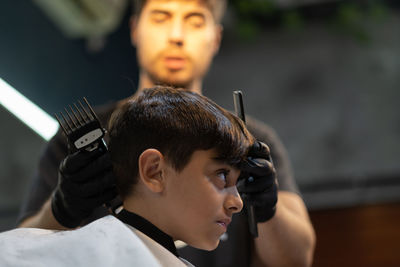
left=0, top=78, right=58, bottom=141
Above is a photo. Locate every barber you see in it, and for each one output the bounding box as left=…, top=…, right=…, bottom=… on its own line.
left=18, top=1, right=315, bottom=266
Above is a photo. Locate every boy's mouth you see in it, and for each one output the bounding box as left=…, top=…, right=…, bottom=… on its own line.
left=216, top=218, right=231, bottom=229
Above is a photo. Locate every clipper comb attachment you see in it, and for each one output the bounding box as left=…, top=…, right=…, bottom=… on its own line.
left=55, top=98, right=122, bottom=214
left=55, top=97, right=107, bottom=152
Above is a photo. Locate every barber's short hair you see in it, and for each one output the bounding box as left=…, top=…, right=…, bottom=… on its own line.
left=108, top=86, right=254, bottom=198
left=132, top=0, right=226, bottom=23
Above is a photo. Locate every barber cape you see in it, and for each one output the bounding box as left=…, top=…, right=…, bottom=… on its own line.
left=0, top=215, right=193, bottom=267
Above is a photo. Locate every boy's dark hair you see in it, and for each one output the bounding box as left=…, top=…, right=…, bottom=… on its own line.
left=108, top=86, right=254, bottom=199
left=132, top=0, right=227, bottom=23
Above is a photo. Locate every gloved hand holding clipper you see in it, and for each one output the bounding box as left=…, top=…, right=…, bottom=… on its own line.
left=51, top=98, right=118, bottom=228
left=51, top=148, right=117, bottom=228
left=237, top=141, right=278, bottom=224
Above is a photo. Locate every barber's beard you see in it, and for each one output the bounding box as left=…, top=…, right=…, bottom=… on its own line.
left=147, top=70, right=193, bottom=90
left=145, top=52, right=195, bottom=90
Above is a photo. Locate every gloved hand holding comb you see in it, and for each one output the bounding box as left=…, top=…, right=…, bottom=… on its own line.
left=237, top=141, right=278, bottom=223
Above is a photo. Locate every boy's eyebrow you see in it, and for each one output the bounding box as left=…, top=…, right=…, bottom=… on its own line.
left=210, top=156, right=226, bottom=165
left=211, top=156, right=239, bottom=167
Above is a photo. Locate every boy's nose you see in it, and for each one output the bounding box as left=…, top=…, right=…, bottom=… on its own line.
left=224, top=186, right=243, bottom=214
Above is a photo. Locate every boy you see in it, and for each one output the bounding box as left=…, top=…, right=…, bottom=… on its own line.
left=1, top=86, right=266, bottom=266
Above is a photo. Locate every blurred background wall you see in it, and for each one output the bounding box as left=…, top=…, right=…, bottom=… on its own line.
left=1, top=0, right=399, bottom=266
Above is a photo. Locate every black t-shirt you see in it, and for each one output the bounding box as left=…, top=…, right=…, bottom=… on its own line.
left=18, top=101, right=299, bottom=267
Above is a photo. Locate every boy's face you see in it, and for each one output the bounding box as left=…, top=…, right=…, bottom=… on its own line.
left=162, top=149, right=243, bottom=250
left=131, top=0, right=221, bottom=88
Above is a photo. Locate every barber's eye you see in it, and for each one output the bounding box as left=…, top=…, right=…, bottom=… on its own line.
left=151, top=13, right=169, bottom=23
left=187, top=15, right=205, bottom=28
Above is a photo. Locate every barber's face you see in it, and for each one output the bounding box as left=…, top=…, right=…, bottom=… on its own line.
left=131, top=0, right=221, bottom=89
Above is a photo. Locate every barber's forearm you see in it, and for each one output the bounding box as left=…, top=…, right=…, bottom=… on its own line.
left=18, top=198, right=68, bottom=230
left=252, top=191, right=316, bottom=267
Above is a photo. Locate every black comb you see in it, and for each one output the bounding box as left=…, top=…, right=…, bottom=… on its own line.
left=233, top=90, right=258, bottom=238
left=55, top=97, right=107, bottom=152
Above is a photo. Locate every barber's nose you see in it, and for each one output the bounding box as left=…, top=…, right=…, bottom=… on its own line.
left=225, top=186, right=243, bottom=214
left=169, top=19, right=184, bottom=47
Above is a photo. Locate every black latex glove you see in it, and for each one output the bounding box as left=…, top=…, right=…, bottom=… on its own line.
left=51, top=148, right=117, bottom=228
left=237, top=141, right=278, bottom=223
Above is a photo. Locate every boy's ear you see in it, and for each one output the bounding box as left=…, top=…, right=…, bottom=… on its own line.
left=130, top=16, right=138, bottom=47
left=138, top=149, right=165, bottom=193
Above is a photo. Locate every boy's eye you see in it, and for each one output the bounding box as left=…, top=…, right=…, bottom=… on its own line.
left=216, top=171, right=227, bottom=183
left=213, top=169, right=229, bottom=189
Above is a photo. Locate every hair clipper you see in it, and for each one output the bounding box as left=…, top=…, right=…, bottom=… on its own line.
left=55, top=97, right=122, bottom=214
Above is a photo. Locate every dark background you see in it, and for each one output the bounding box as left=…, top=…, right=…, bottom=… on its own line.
left=1, top=1, right=399, bottom=265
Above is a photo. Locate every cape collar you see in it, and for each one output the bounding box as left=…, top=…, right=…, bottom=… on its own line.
left=116, top=209, right=179, bottom=257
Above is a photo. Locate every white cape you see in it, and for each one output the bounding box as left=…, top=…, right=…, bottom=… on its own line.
left=0, top=215, right=191, bottom=267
